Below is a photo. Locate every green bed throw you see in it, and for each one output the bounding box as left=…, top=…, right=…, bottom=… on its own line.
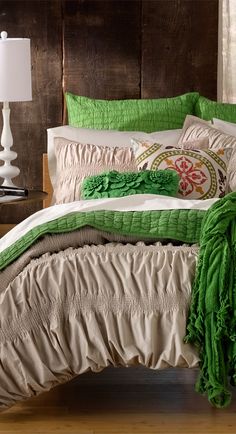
left=0, top=208, right=204, bottom=271
left=185, top=191, right=236, bottom=408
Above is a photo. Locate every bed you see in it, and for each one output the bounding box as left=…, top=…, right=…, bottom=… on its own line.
left=0, top=104, right=236, bottom=411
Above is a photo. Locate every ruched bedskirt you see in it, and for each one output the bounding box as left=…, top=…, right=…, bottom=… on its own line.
left=0, top=242, right=200, bottom=410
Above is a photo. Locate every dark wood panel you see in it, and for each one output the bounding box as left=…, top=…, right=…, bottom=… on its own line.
left=0, top=0, right=62, bottom=224
left=141, top=0, right=218, bottom=99
left=63, top=0, right=141, bottom=105
left=0, top=0, right=219, bottom=224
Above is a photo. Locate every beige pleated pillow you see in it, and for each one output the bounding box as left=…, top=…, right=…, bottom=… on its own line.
left=177, top=137, right=209, bottom=150
left=53, top=137, right=137, bottom=204
left=178, top=116, right=236, bottom=191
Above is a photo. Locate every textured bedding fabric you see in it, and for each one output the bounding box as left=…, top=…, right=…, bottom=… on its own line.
left=0, top=194, right=218, bottom=269
left=133, top=140, right=229, bottom=200
left=0, top=194, right=218, bottom=256
left=81, top=170, right=180, bottom=200
left=53, top=137, right=137, bottom=204
left=195, top=95, right=236, bottom=122
left=1, top=228, right=174, bottom=291
left=0, top=233, right=199, bottom=411
left=0, top=208, right=205, bottom=270
left=0, top=195, right=224, bottom=411
left=185, top=192, right=236, bottom=408
left=178, top=119, right=236, bottom=192
left=66, top=92, right=199, bottom=132
left=47, top=125, right=182, bottom=191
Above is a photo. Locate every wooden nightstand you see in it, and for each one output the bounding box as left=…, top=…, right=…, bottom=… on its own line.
left=0, top=190, right=48, bottom=237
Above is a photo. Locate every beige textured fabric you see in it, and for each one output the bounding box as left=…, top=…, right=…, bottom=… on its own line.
left=53, top=138, right=137, bottom=204
left=178, top=137, right=209, bottom=150
left=181, top=115, right=211, bottom=130
left=0, top=227, right=160, bottom=291
left=131, top=136, right=209, bottom=152
left=178, top=121, right=236, bottom=191
left=177, top=116, right=210, bottom=149
left=0, top=241, right=199, bottom=410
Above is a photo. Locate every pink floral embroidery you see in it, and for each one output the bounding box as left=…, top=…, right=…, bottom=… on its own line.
left=165, top=156, right=207, bottom=196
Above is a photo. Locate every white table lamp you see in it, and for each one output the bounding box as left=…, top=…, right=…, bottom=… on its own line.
left=0, top=31, right=32, bottom=187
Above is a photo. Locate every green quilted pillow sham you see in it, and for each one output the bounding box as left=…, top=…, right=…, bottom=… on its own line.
left=65, top=92, right=199, bottom=133
left=195, top=95, right=236, bottom=123
left=81, top=170, right=180, bottom=199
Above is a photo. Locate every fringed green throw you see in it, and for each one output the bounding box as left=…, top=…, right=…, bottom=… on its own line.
left=185, top=191, right=236, bottom=408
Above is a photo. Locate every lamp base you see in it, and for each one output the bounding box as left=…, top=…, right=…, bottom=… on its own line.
left=0, top=150, right=20, bottom=188
left=1, top=175, right=20, bottom=188
left=0, top=102, right=20, bottom=188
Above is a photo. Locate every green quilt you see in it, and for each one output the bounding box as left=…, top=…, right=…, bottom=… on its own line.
left=0, top=208, right=204, bottom=271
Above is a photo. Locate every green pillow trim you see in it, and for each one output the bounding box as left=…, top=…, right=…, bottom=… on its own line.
left=66, top=92, right=199, bottom=133
left=81, top=170, right=180, bottom=200
left=195, top=95, right=236, bottom=123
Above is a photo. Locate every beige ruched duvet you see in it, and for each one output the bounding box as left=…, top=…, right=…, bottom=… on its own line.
left=0, top=230, right=200, bottom=411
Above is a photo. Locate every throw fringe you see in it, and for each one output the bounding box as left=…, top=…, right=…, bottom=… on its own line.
left=185, top=192, right=236, bottom=408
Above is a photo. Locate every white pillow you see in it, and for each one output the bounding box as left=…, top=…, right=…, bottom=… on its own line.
left=47, top=125, right=182, bottom=189
left=213, top=118, right=236, bottom=136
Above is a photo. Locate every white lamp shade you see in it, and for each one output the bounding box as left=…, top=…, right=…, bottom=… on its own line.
left=0, top=36, right=32, bottom=102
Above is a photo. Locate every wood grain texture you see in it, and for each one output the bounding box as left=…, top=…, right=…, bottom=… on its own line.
left=1, top=368, right=236, bottom=433
left=43, top=154, right=53, bottom=207
left=0, top=224, right=15, bottom=238
left=63, top=0, right=141, bottom=101
left=0, top=0, right=219, bottom=225
left=141, top=0, right=218, bottom=99
left=0, top=0, right=62, bottom=224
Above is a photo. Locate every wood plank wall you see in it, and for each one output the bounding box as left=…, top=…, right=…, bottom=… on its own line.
left=0, top=0, right=218, bottom=224
left=0, top=0, right=62, bottom=223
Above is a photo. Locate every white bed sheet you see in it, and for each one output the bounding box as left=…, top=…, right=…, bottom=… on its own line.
left=0, top=194, right=218, bottom=253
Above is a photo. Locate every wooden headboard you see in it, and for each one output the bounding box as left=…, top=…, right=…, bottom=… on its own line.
left=0, top=0, right=219, bottom=225
left=43, top=154, right=53, bottom=208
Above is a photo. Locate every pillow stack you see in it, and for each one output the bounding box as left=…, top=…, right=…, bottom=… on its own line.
left=47, top=92, right=236, bottom=205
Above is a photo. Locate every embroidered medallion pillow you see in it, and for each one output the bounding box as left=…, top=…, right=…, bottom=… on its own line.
left=132, top=139, right=229, bottom=200
left=178, top=118, right=236, bottom=191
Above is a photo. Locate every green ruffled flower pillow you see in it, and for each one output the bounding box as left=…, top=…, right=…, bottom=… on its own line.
left=81, top=170, right=180, bottom=200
